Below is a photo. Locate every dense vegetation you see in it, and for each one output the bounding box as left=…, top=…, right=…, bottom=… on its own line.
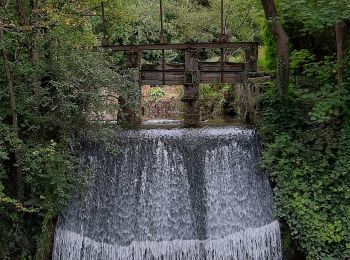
left=0, top=0, right=349, bottom=259
left=0, top=1, right=139, bottom=258
left=258, top=1, right=350, bottom=258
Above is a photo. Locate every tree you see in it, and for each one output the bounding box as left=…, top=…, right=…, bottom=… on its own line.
left=260, top=0, right=289, bottom=97
left=260, top=1, right=350, bottom=258
left=0, top=1, right=139, bottom=258
left=16, top=0, right=26, bottom=26
left=279, top=0, right=350, bottom=88
left=336, top=21, right=349, bottom=88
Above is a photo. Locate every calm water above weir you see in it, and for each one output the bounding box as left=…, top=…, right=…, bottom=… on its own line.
left=53, top=124, right=282, bottom=259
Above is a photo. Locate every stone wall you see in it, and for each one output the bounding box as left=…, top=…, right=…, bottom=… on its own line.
left=235, top=72, right=271, bottom=123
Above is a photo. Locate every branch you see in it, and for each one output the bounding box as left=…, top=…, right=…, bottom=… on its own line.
left=231, top=5, right=253, bottom=39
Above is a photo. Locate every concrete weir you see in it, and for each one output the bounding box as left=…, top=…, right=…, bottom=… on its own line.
left=53, top=125, right=282, bottom=260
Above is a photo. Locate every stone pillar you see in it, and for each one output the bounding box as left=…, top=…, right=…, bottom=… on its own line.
left=183, top=50, right=200, bottom=127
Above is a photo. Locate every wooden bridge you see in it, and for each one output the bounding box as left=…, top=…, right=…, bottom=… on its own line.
left=100, top=0, right=263, bottom=127
left=104, top=42, right=258, bottom=85
left=102, top=42, right=259, bottom=126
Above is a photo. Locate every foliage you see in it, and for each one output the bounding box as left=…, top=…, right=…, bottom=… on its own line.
left=117, top=0, right=262, bottom=44
left=0, top=1, right=139, bottom=259
left=149, top=87, right=166, bottom=101
left=279, top=0, right=350, bottom=33
left=258, top=0, right=350, bottom=257
left=200, top=84, right=235, bottom=119
left=0, top=0, right=348, bottom=259
left=290, top=49, right=315, bottom=70
left=259, top=18, right=277, bottom=71
left=103, top=0, right=263, bottom=62
left=259, top=57, right=350, bottom=259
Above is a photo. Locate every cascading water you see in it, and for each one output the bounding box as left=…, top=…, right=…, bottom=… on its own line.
left=53, top=125, right=282, bottom=260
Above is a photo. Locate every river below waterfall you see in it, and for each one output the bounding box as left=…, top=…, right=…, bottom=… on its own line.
left=53, top=125, right=282, bottom=260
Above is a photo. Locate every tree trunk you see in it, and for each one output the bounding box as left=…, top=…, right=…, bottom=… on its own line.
left=0, top=21, right=23, bottom=200
left=261, top=0, right=289, bottom=97
left=16, top=0, right=26, bottom=26
left=336, top=21, right=349, bottom=89
left=31, top=0, right=41, bottom=113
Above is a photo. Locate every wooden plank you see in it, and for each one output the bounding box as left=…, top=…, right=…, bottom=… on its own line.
left=141, top=76, right=243, bottom=85
left=141, top=63, right=185, bottom=71
left=200, top=72, right=243, bottom=83
left=141, top=72, right=184, bottom=80
left=199, top=62, right=245, bottom=72
left=200, top=78, right=243, bottom=84
left=101, top=42, right=258, bottom=52
left=141, top=71, right=185, bottom=85
left=141, top=71, right=244, bottom=84
left=200, top=72, right=242, bottom=78
left=244, top=62, right=258, bottom=72
left=141, top=79, right=185, bottom=85
left=141, top=62, right=246, bottom=72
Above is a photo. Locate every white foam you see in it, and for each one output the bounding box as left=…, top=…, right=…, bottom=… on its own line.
left=53, top=221, right=282, bottom=260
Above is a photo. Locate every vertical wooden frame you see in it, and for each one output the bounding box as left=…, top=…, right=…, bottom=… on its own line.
left=183, top=50, right=201, bottom=127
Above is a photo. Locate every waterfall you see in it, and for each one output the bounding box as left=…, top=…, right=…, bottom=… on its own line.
left=53, top=126, right=282, bottom=260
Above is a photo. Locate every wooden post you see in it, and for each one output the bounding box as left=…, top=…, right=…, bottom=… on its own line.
left=159, top=0, right=168, bottom=85
left=133, top=51, right=142, bottom=125
left=219, top=0, right=228, bottom=83
left=244, top=44, right=258, bottom=72
left=183, top=50, right=200, bottom=127
left=124, top=51, right=142, bottom=125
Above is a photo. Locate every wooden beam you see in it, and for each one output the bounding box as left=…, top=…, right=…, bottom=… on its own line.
left=141, top=62, right=245, bottom=72
left=100, top=42, right=258, bottom=51
left=183, top=50, right=200, bottom=127
left=140, top=75, right=243, bottom=85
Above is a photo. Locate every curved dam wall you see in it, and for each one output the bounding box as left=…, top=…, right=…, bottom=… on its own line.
left=53, top=126, right=282, bottom=260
